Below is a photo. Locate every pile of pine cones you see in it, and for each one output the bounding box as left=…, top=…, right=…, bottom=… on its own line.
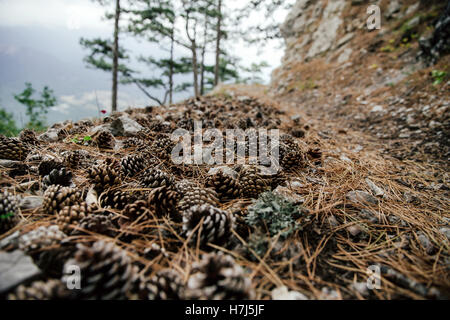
left=0, top=95, right=318, bottom=300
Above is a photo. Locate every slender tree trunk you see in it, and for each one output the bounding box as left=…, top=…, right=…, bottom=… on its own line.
left=200, top=19, right=208, bottom=95
left=192, top=40, right=199, bottom=97
left=111, top=0, right=120, bottom=112
left=214, top=0, right=222, bottom=87
left=169, top=26, right=174, bottom=105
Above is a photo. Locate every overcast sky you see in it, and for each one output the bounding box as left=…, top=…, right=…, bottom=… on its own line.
left=0, top=0, right=288, bottom=125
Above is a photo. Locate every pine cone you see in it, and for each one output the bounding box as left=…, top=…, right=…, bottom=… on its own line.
left=63, top=151, right=82, bottom=169
left=42, top=185, right=83, bottom=215
left=149, top=135, right=174, bottom=159
left=139, top=269, right=185, bottom=300
left=8, top=280, right=69, bottom=300
left=148, top=186, right=181, bottom=217
left=87, top=163, right=121, bottom=193
left=119, top=200, right=150, bottom=229
left=18, top=129, right=40, bottom=147
left=38, top=159, right=64, bottom=176
left=0, top=190, right=19, bottom=234
left=186, top=252, right=254, bottom=300
left=18, top=225, right=72, bottom=277
left=95, top=130, right=115, bottom=149
left=72, top=212, right=116, bottom=237
left=238, top=166, right=270, bottom=199
left=42, top=167, right=73, bottom=189
left=139, top=168, right=174, bottom=188
left=123, top=137, right=147, bottom=151
left=175, top=179, right=198, bottom=194
left=279, top=143, right=305, bottom=170
left=0, top=135, right=28, bottom=161
left=177, top=187, right=219, bottom=212
left=121, top=154, right=147, bottom=177
left=99, top=189, right=136, bottom=210
left=62, top=240, right=135, bottom=299
left=206, top=170, right=242, bottom=201
left=182, top=204, right=235, bottom=248
left=55, top=202, right=93, bottom=234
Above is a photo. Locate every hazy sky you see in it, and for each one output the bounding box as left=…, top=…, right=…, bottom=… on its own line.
left=0, top=0, right=288, bottom=125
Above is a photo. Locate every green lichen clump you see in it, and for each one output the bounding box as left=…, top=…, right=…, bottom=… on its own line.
left=245, top=191, right=305, bottom=239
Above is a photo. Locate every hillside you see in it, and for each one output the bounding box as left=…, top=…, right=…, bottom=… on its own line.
left=0, top=0, right=449, bottom=300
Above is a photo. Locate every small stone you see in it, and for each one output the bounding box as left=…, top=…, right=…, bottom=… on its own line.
left=347, top=225, right=362, bottom=236
left=37, top=129, right=59, bottom=142
left=346, top=190, right=379, bottom=205
left=19, top=196, right=43, bottom=210
left=370, top=105, right=384, bottom=113
left=439, top=227, right=450, bottom=240
left=271, top=286, right=308, bottom=300
left=351, top=282, right=369, bottom=297
left=207, top=166, right=239, bottom=179
left=365, top=178, right=385, bottom=197
left=273, top=186, right=304, bottom=204
left=0, top=250, right=42, bottom=294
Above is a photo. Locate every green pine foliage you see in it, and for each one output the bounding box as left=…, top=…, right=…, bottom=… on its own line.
left=0, top=107, right=19, bottom=137
left=13, top=82, right=57, bottom=132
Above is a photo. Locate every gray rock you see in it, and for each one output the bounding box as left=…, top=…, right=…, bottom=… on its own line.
left=272, top=286, right=308, bottom=300
left=347, top=224, right=363, bottom=236
left=0, top=250, right=42, bottom=294
left=38, top=128, right=59, bottom=142
left=207, top=166, right=238, bottom=179
left=385, top=0, right=402, bottom=19
left=109, top=115, right=144, bottom=137
left=346, top=190, right=379, bottom=205
left=273, top=186, right=304, bottom=204
left=19, top=196, right=44, bottom=210
left=438, top=227, right=450, bottom=241
left=365, top=178, right=385, bottom=197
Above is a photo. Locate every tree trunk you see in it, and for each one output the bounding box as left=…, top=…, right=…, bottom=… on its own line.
left=111, top=0, right=120, bottom=112
left=214, top=0, right=222, bottom=87
left=192, top=40, right=199, bottom=98
left=200, top=17, right=208, bottom=95
left=169, top=26, right=174, bottom=105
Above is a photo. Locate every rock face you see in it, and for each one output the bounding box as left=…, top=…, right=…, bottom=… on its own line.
left=279, top=0, right=347, bottom=63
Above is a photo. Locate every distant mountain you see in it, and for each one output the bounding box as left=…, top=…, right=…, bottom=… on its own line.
left=0, top=26, right=189, bottom=126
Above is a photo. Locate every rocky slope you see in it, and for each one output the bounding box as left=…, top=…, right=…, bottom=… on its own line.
left=271, top=0, right=449, bottom=164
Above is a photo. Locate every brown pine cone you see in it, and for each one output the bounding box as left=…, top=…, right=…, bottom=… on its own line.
left=42, top=185, right=83, bottom=215
left=182, top=204, right=235, bottom=248
left=0, top=190, right=20, bottom=234
left=55, top=202, right=93, bottom=234
left=148, top=186, right=181, bottom=217
left=38, top=158, right=64, bottom=176
left=95, top=130, right=115, bottom=149
left=18, top=225, right=72, bottom=277
left=238, top=166, right=270, bottom=199
left=18, top=129, right=40, bottom=147
left=87, top=163, right=121, bottom=193
left=186, top=252, right=254, bottom=300
left=139, top=167, right=174, bottom=188
left=139, top=269, right=185, bottom=300
left=63, top=150, right=82, bottom=169
left=62, top=240, right=135, bottom=299
left=119, top=200, right=151, bottom=229
left=0, top=135, right=29, bottom=161
left=8, top=279, right=69, bottom=300
left=72, top=212, right=116, bottom=237
left=206, top=169, right=242, bottom=201
left=177, top=187, right=219, bottom=212
left=121, top=154, right=147, bottom=177
left=99, top=189, right=136, bottom=210
left=42, top=167, right=73, bottom=189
